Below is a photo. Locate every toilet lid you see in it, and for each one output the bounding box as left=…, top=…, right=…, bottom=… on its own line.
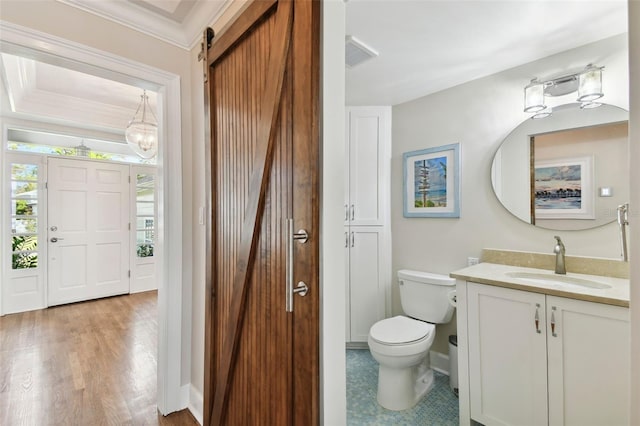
left=369, top=316, right=434, bottom=345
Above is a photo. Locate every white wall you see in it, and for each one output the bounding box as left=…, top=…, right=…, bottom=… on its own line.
left=628, top=1, right=640, bottom=424
left=321, top=1, right=347, bottom=424
left=392, top=34, right=629, bottom=354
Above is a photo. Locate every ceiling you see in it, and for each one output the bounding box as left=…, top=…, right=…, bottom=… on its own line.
left=346, top=0, right=628, bottom=105
left=0, top=0, right=630, bottom=150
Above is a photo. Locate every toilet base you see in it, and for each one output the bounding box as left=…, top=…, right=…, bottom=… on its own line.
left=376, top=362, right=435, bottom=411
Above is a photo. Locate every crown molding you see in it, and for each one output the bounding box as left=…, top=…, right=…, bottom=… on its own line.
left=55, top=0, right=231, bottom=50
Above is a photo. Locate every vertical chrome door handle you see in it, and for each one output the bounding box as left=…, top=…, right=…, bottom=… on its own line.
left=551, top=307, right=557, bottom=337
left=345, top=231, right=349, bottom=248
left=534, top=303, right=541, bottom=334
left=350, top=204, right=355, bottom=221
left=351, top=232, right=354, bottom=247
left=344, top=204, right=349, bottom=221
left=286, top=218, right=309, bottom=313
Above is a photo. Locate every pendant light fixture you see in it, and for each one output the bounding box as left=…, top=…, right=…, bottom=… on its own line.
left=125, top=90, right=158, bottom=159
left=74, top=140, right=91, bottom=157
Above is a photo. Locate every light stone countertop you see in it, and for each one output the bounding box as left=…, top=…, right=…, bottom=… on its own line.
left=450, top=262, right=629, bottom=307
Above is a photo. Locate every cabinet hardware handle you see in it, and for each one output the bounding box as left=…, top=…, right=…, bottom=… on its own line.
left=551, top=307, right=557, bottom=337
left=534, top=303, right=541, bottom=334
left=351, top=204, right=355, bottom=221
left=351, top=232, right=354, bottom=247
left=285, top=218, right=309, bottom=313
left=344, top=231, right=348, bottom=248
left=344, top=204, right=349, bottom=221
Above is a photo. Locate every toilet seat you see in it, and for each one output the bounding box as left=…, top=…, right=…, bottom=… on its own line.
left=369, top=315, right=434, bottom=345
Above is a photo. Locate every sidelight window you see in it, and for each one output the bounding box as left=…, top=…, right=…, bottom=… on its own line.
left=10, top=163, right=39, bottom=269
left=135, top=173, right=155, bottom=257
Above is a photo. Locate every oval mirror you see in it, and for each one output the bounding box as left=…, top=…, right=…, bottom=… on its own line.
left=491, top=103, right=628, bottom=231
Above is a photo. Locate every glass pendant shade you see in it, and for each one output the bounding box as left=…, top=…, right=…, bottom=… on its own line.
left=524, top=79, right=546, bottom=113
left=532, top=107, right=552, bottom=119
left=577, top=65, right=603, bottom=102
left=74, top=140, right=91, bottom=157
left=126, top=90, right=158, bottom=159
left=580, top=101, right=602, bottom=109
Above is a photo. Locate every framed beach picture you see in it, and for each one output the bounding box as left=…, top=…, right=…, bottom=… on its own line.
left=534, top=156, right=594, bottom=220
left=403, top=143, right=460, bottom=218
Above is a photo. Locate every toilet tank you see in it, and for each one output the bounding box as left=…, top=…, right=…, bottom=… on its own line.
left=397, top=269, right=456, bottom=323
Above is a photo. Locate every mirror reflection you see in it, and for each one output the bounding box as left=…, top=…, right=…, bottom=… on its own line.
left=491, top=103, right=628, bottom=230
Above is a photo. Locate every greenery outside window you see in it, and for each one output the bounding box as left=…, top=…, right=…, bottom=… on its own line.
left=136, top=173, right=155, bottom=257
left=10, top=163, right=39, bottom=269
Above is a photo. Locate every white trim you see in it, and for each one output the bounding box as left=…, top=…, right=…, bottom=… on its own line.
left=55, top=0, right=234, bottom=50
left=188, top=384, right=204, bottom=426
left=0, top=21, right=184, bottom=415
left=430, top=350, right=450, bottom=376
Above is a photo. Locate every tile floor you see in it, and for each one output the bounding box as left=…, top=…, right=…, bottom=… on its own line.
left=346, top=349, right=459, bottom=425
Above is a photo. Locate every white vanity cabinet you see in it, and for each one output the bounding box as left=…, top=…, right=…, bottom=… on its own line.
left=461, top=281, right=629, bottom=426
left=546, top=295, right=629, bottom=426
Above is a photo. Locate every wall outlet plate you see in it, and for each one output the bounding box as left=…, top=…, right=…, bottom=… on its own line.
left=467, top=257, right=479, bottom=266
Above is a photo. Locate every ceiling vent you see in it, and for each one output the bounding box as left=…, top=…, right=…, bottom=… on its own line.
left=345, top=35, right=378, bottom=68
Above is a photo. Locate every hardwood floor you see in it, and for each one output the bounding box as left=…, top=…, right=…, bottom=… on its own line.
left=0, top=291, right=199, bottom=425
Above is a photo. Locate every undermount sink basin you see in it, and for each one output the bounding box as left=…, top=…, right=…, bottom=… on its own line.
left=506, top=271, right=612, bottom=290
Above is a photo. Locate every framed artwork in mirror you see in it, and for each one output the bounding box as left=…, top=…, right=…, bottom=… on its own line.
left=533, top=155, right=595, bottom=220
left=403, top=143, right=460, bottom=218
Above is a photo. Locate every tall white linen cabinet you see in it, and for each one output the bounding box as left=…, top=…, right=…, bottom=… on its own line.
left=344, top=106, right=392, bottom=345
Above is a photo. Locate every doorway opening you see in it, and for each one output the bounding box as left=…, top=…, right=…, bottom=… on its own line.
left=0, top=22, right=184, bottom=414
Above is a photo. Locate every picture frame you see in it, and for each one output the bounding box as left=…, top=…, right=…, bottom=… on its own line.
left=534, top=155, right=594, bottom=220
left=403, top=143, right=460, bottom=218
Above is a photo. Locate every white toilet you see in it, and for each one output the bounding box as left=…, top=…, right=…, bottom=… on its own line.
left=368, top=269, right=456, bottom=411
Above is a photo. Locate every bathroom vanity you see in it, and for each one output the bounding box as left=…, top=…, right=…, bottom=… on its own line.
left=451, top=256, right=630, bottom=426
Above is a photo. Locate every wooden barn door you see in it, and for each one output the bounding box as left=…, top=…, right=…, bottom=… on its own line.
left=202, top=1, right=319, bottom=425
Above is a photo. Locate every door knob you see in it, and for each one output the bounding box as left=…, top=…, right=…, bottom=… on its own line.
left=293, top=281, right=308, bottom=297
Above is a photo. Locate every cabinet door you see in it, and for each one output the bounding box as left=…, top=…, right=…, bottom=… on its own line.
left=467, top=283, right=548, bottom=426
left=346, top=107, right=389, bottom=226
left=344, top=227, right=351, bottom=341
left=547, top=296, right=629, bottom=426
left=348, top=227, right=385, bottom=342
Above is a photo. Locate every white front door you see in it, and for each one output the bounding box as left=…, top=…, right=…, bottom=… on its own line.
left=47, top=158, right=130, bottom=306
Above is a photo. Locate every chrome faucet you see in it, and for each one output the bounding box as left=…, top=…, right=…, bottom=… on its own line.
left=553, top=236, right=566, bottom=275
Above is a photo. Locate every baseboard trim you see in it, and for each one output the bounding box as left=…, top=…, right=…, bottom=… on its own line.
left=188, top=384, right=204, bottom=425
left=430, top=350, right=450, bottom=376
left=346, top=341, right=369, bottom=350
left=179, top=384, right=190, bottom=410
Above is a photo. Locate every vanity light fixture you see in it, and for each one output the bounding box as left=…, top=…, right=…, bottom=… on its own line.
left=524, top=79, right=546, bottom=113
left=577, top=64, right=604, bottom=102
left=125, top=90, right=158, bottom=159
left=524, top=64, right=604, bottom=119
